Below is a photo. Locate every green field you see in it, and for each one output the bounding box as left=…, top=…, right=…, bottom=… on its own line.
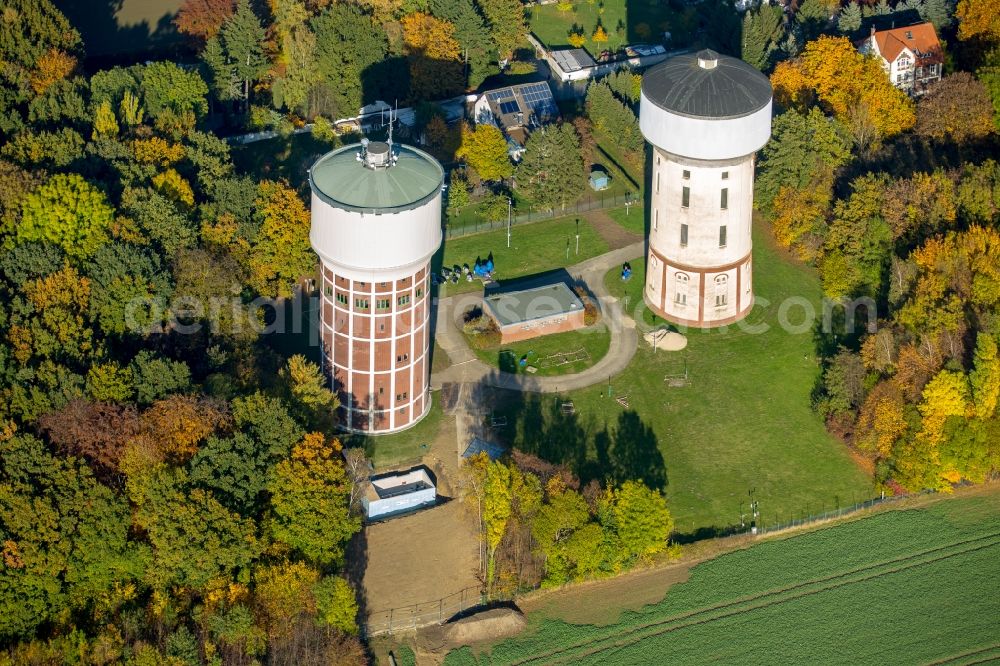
left=529, top=0, right=674, bottom=51
left=436, top=215, right=610, bottom=296
left=493, top=220, right=871, bottom=534
left=444, top=490, right=1000, bottom=665
left=470, top=323, right=612, bottom=377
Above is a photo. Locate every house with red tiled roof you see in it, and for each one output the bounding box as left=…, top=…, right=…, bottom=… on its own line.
left=858, top=22, right=943, bottom=96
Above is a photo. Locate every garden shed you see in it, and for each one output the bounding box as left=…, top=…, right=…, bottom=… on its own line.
left=589, top=170, right=610, bottom=191
left=362, top=467, right=437, bottom=520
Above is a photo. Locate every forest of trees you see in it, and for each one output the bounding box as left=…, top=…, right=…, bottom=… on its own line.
left=0, top=1, right=364, bottom=662
left=752, top=0, right=1000, bottom=494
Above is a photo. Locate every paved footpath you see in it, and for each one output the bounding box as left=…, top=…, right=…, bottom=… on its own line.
left=430, top=241, right=645, bottom=394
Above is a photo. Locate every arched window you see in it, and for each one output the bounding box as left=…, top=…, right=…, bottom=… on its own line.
left=714, top=275, right=728, bottom=307
left=674, top=272, right=689, bottom=306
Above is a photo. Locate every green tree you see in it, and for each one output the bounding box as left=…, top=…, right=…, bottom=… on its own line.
left=126, top=461, right=260, bottom=590
left=310, top=6, right=389, bottom=119
left=121, top=188, right=198, bottom=259
left=457, top=124, right=512, bottom=182
left=1, top=127, right=85, bottom=168
left=430, top=0, right=497, bottom=88
left=756, top=107, right=852, bottom=217
left=476, top=0, right=526, bottom=60
left=585, top=80, right=643, bottom=153
left=447, top=171, right=470, bottom=219
left=743, top=4, right=786, bottom=70
left=530, top=480, right=591, bottom=585
left=313, top=576, right=359, bottom=634
left=278, top=354, right=338, bottom=431
left=267, top=433, right=360, bottom=567
left=189, top=433, right=270, bottom=516
left=0, top=433, right=140, bottom=639
left=11, top=174, right=112, bottom=261
left=243, top=180, right=314, bottom=299
left=837, top=1, right=863, bottom=34
left=978, top=49, right=1000, bottom=132
left=202, top=0, right=269, bottom=103
left=129, top=351, right=192, bottom=405
left=85, top=242, right=172, bottom=337
left=269, top=0, right=319, bottom=112
left=515, top=124, right=585, bottom=211
left=0, top=0, right=81, bottom=134
left=141, top=61, right=210, bottom=124
left=600, top=480, right=673, bottom=563
left=970, top=333, right=1000, bottom=418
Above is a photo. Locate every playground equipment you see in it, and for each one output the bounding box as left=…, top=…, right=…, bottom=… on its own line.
left=538, top=348, right=591, bottom=368
left=615, top=395, right=630, bottom=408
left=621, top=261, right=632, bottom=281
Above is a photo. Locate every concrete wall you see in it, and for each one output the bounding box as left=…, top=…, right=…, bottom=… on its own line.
left=495, top=309, right=586, bottom=344
left=644, top=149, right=756, bottom=327
left=639, top=93, right=772, bottom=161
left=310, top=190, right=443, bottom=273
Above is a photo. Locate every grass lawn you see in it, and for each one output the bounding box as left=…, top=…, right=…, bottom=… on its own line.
left=604, top=205, right=646, bottom=237
left=444, top=488, right=1000, bottom=665
left=529, top=0, right=674, bottom=51
left=436, top=215, right=610, bottom=297
left=493, top=219, right=871, bottom=534
left=469, top=323, right=612, bottom=377
left=603, top=258, right=656, bottom=326
left=342, top=399, right=445, bottom=469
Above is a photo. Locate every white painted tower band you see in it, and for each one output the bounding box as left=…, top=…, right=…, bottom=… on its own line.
left=640, top=50, right=773, bottom=328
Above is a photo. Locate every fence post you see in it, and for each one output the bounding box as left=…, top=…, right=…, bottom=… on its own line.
left=439, top=598, right=443, bottom=623
left=388, top=608, right=393, bottom=634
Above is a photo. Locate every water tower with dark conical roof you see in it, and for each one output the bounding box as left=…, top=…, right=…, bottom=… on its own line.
left=639, top=49, right=773, bottom=327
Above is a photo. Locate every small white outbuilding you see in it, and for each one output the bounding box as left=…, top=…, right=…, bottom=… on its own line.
left=362, top=467, right=437, bottom=520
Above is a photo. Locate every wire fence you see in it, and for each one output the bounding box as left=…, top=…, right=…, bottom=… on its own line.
left=757, top=490, right=926, bottom=534
left=362, top=490, right=928, bottom=637
left=363, top=586, right=486, bottom=637
left=444, top=191, right=639, bottom=239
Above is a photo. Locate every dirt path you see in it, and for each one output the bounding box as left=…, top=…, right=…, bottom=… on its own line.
left=360, top=500, right=480, bottom=630
left=584, top=209, right=642, bottom=250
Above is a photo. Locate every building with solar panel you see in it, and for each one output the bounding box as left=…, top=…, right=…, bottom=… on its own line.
left=473, top=81, right=560, bottom=159
left=639, top=49, right=773, bottom=328
left=309, top=139, right=443, bottom=434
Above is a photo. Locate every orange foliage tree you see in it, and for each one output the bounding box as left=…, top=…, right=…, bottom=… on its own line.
left=770, top=36, right=916, bottom=144
left=175, top=0, right=237, bottom=40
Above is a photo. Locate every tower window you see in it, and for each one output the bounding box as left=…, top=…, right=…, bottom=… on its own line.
left=682, top=170, right=690, bottom=180
left=722, top=171, right=729, bottom=180
left=674, top=272, right=689, bottom=305
left=336, top=293, right=348, bottom=306
left=354, top=298, right=369, bottom=309
left=715, top=275, right=729, bottom=307
left=324, top=285, right=333, bottom=298
left=397, top=294, right=411, bottom=307
left=682, top=186, right=690, bottom=208
left=719, top=225, right=727, bottom=248
left=654, top=209, right=659, bottom=231
left=656, top=171, right=660, bottom=194
left=376, top=298, right=391, bottom=310
left=721, top=188, right=728, bottom=210
left=680, top=224, right=688, bottom=247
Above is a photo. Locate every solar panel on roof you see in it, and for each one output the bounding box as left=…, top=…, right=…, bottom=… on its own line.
left=499, top=100, right=520, bottom=115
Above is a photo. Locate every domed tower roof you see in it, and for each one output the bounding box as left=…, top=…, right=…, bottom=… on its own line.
left=309, top=143, right=444, bottom=213
left=641, top=49, right=772, bottom=120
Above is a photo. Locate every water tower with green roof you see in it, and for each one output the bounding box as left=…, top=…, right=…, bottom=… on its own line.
left=309, top=139, right=443, bottom=434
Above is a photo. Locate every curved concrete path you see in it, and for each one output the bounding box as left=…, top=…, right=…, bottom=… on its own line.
left=430, top=241, right=644, bottom=394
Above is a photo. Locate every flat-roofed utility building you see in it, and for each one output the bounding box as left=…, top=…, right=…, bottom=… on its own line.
left=484, top=283, right=586, bottom=343
left=309, top=140, right=443, bottom=433
left=362, top=467, right=437, bottom=520
left=640, top=49, right=772, bottom=327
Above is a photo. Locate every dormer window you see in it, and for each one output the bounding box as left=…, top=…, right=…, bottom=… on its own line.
left=905, top=30, right=912, bottom=39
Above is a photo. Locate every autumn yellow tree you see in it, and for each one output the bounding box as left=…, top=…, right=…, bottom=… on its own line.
left=770, top=36, right=916, bottom=144
left=401, top=13, right=465, bottom=100
left=568, top=31, right=586, bottom=48
left=956, top=0, right=1000, bottom=42
left=456, top=123, right=513, bottom=182
left=592, top=25, right=609, bottom=45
